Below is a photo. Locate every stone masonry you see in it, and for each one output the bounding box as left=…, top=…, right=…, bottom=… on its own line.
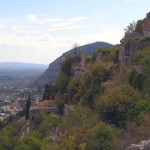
left=119, top=12, right=150, bottom=65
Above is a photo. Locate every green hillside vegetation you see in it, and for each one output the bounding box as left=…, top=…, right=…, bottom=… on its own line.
left=0, top=23, right=150, bottom=149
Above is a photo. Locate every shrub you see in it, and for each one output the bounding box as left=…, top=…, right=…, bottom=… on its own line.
left=60, top=106, right=97, bottom=130
left=81, top=62, right=114, bottom=90
left=67, top=78, right=80, bottom=104
left=128, top=100, right=150, bottom=122
left=86, top=56, right=93, bottom=62
left=110, top=45, right=120, bottom=63
left=140, top=36, right=150, bottom=43
left=124, top=21, right=136, bottom=34
left=61, top=56, right=74, bottom=76
left=133, top=48, right=150, bottom=95
left=135, top=20, right=143, bottom=34
left=59, top=128, right=88, bottom=150
left=129, top=69, right=145, bottom=90
left=97, top=84, right=141, bottom=127
left=80, top=89, right=94, bottom=108
left=38, top=114, right=60, bottom=135
left=88, top=122, right=118, bottom=150
left=93, top=47, right=110, bottom=61
left=23, top=136, right=42, bottom=150
left=55, top=73, right=70, bottom=93
left=55, top=93, right=67, bottom=115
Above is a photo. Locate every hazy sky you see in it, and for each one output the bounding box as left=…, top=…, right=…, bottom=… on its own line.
left=0, top=0, right=150, bottom=64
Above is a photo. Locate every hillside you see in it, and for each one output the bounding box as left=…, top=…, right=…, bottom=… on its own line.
left=0, top=12, right=149, bottom=150
left=32, top=41, right=113, bottom=87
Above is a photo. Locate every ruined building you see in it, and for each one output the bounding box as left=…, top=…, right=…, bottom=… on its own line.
left=119, top=12, right=150, bottom=65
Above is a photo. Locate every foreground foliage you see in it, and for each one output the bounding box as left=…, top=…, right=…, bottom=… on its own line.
left=0, top=45, right=150, bottom=149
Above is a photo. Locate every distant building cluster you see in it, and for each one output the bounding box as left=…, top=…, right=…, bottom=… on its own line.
left=0, top=98, right=23, bottom=122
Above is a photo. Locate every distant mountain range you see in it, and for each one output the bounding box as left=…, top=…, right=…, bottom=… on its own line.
left=0, top=62, right=48, bottom=70
left=32, top=41, right=114, bottom=87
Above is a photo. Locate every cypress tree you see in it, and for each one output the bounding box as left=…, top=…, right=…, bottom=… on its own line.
left=25, top=93, right=31, bottom=120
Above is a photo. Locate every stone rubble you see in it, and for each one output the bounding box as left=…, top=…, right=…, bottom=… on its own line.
left=126, top=140, right=150, bottom=150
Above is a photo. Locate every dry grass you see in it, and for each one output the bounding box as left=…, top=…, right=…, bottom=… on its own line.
left=116, top=114, right=150, bottom=149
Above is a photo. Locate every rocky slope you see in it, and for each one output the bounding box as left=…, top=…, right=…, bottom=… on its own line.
left=126, top=140, right=150, bottom=150
left=32, top=41, right=113, bottom=87
left=119, top=12, right=150, bottom=65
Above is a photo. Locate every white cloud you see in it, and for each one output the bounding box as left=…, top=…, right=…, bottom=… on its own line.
left=0, top=23, right=5, bottom=30
left=47, top=16, right=87, bottom=31
left=26, top=14, right=38, bottom=23
left=52, top=21, right=73, bottom=28
left=11, top=24, right=22, bottom=32
left=0, top=27, right=123, bottom=64
left=26, top=15, right=87, bottom=27
left=45, top=18, right=64, bottom=23
left=48, top=25, right=82, bottom=31
left=0, top=18, right=15, bottom=30
left=0, top=14, right=123, bottom=64
left=44, top=16, right=87, bottom=24
left=68, top=17, right=88, bottom=22
left=124, top=0, right=134, bottom=2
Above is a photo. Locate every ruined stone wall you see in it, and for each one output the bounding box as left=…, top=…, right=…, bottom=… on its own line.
left=95, top=53, right=102, bottom=63
left=119, top=12, right=150, bottom=65
left=119, top=32, right=142, bottom=64
left=80, top=52, right=87, bottom=70
left=29, top=106, right=59, bottom=130
left=73, top=69, right=84, bottom=79
left=146, top=12, right=150, bottom=19
left=143, top=19, right=150, bottom=36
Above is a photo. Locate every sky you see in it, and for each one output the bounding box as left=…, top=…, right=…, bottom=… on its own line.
left=0, top=0, right=150, bottom=64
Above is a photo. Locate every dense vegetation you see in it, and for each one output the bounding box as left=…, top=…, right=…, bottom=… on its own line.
left=0, top=21, right=150, bottom=149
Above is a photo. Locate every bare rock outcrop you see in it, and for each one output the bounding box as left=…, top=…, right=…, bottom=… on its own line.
left=126, top=140, right=150, bottom=150
left=119, top=12, right=150, bottom=65
left=143, top=12, right=150, bottom=36
left=119, top=31, right=143, bottom=64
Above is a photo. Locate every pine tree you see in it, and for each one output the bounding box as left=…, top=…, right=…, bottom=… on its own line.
left=25, top=93, right=31, bottom=120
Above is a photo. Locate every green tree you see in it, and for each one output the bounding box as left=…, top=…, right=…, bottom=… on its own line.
left=128, top=100, right=150, bottom=122
left=124, top=21, right=136, bottom=34
left=93, top=47, right=110, bottom=61
left=88, top=122, right=117, bottom=150
left=67, top=78, right=80, bottom=103
left=25, top=93, right=31, bottom=120
left=133, top=48, right=150, bottom=95
left=97, top=84, right=141, bottom=127
left=135, top=20, right=143, bottom=34
left=129, top=69, right=145, bottom=90
left=55, top=94, right=67, bottom=115
left=42, top=83, right=53, bottom=100
left=81, top=62, right=114, bottom=90
left=22, top=136, right=42, bottom=150
left=80, top=89, right=94, bottom=108
left=55, top=73, right=70, bottom=93
left=61, top=56, right=73, bottom=76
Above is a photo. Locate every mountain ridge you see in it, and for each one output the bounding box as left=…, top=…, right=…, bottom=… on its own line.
left=32, top=41, right=113, bottom=87
left=0, top=62, right=48, bottom=70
